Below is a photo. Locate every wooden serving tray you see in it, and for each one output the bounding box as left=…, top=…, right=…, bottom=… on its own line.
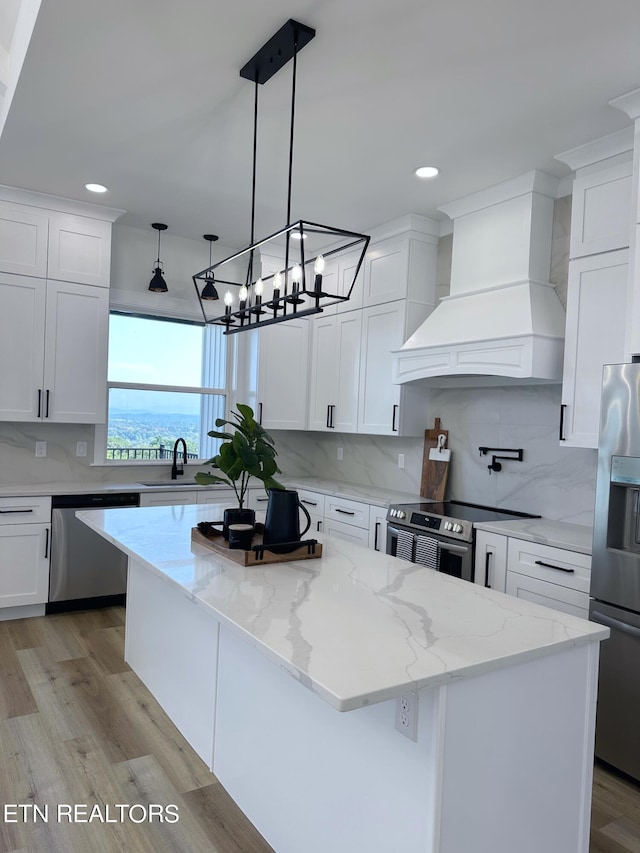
left=191, top=526, right=323, bottom=567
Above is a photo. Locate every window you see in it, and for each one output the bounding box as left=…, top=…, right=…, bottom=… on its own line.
left=104, top=313, right=227, bottom=463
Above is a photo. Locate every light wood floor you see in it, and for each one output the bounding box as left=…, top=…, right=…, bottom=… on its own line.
left=0, top=607, right=637, bottom=852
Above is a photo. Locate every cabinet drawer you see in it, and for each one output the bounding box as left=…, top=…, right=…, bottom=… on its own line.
left=324, top=495, right=370, bottom=529
left=0, top=495, right=51, bottom=525
left=323, top=517, right=370, bottom=546
left=297, top=490, right=325, bottom=516
left=506, top=573, right=590, bottom=621
left=139, top=491, right=199, bottom=507
left=506, top=539, right=591, bottom=594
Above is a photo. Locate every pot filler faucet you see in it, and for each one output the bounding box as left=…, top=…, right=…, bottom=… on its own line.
left=171, top=438, right=188, bottom=479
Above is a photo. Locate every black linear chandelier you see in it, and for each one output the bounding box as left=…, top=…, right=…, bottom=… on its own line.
left=193, top=19, right=370, bottom=335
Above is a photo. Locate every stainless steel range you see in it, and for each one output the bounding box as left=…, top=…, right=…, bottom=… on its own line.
left=386, top=500, right=538, bottom=582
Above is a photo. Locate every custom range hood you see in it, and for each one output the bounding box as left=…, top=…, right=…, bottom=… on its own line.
left=393, top=171, right=566, bottom=386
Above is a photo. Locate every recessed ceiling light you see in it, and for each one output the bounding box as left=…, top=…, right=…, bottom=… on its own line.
left=85, top=183, right=108, bottom=193
left=415, top=166, right=439, bottom=179
left=290, top=231, right=307, bottom=240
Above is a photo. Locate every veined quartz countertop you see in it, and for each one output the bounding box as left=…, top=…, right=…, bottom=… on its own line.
left=474, top=518, right=594, bottom=555
left=0, top=476, right=423, bottom=505
left=78, top=503, right=606, bottom=712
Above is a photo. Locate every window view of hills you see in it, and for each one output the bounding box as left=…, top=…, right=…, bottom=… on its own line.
left=107, top=411, right=201, bottom=459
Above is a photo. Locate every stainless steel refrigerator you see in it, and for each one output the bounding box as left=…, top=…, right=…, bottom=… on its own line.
left=591, top=361, right=640, bottom=781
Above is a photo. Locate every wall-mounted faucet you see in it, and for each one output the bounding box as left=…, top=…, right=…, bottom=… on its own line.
left=478, top=446, right=524, bottom=475
left=171, top=438, right=188, bottom=479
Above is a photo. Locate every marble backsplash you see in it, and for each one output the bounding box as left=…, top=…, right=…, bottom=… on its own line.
left=273, top=383, right=598, bottom=527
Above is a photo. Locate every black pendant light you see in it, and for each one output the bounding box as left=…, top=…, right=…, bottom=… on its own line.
left=149, top=223, right=168, bottom=292
left=201, top=234, right=219, bottom=300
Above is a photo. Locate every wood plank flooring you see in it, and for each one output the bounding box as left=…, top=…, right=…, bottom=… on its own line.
left=0, top=606, right=637, bottom=852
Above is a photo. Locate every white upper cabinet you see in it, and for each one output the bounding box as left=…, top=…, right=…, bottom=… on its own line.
left=0, top=203, right=49, bottom=277
left=257, top=318, right=310, bottom=430
left=48, top=212, right=112, bottom=287
left=336, top=248, right=365, bottom=313
left=560, top=249, right=628, bottom=447
left=308, top=312, right=361, bottom=433
left=570, top=161, right=633, bottom=258
left=0, top=273, right=108, bottom=423
left=364, top=236, right=408, bottom=305
left=0, top=273, right=46, bottom=420
left=42, top=280, right=109, bottom=423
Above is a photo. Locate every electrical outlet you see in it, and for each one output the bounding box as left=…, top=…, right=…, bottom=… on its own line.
left=395, top=693, right=419, bottom=741
left=76, top=441, right=88, bottom=457
left=398, top=453, right=405, bottom=469
left=337, top=446, right=343, bottom=461
left=35, top=441, right=47, bottom=458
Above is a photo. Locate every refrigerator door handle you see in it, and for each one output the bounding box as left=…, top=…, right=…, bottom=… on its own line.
left=592, top=609, right=640, bottom=639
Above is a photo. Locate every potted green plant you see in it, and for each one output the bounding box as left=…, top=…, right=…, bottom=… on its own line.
left=195, top=403, right=283, bottom=536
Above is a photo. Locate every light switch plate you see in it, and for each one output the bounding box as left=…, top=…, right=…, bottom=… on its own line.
left=337, top=447, right=343, bottom=461
left=76, top=441, right=88, bottom=457
left=35, top=441, right=47, bottom=458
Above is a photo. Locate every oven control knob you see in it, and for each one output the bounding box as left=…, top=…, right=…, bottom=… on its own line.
left=453, top=524, right=463, bottom=533
left=390, top=509, right=396, bottom=517
left=398, top=511, right=406, bottom=519
left=443, top=521, right=451, bottom=531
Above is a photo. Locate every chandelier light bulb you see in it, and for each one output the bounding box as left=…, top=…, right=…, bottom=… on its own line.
left=224, top=290, right=233, bottom=307
left=254, top=278, right=264, bottom=295
left=292, top=264, right=302, bottom=284
left=273, top=272, right=283, bottom=293
left=314, top=255, right=325, bottom=275
left=239, top=285, right=248, bottom=302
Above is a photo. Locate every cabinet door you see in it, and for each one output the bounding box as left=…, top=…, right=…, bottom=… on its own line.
left=257, top=319, right=309, bottom=430
left=474, top=531, right=507, bottom=591
left=0, top=202, right=49, bottom=277
left=42, top=280, right=109, bottom=423
left=561, top=250, right=628, bottom=447
left=368, top=505, right=387, bottom=552
left=0, top=523, right=50, bottom=607
left=333, top=312, right=361, bottom=433
left=0, top=274, right=46, bottom=421
left=336, top=248, right=365, bottom=313
left=308, top=315, right=338, bottom=431
left=47, top=212, right=112, bottom=287
left=358, top=302, right=404, bottom=435
left=364, top=237, right=408, bottom=305
left=197, top=489, right=235, bottom=506
left=570, top=161, right=632, bottom=258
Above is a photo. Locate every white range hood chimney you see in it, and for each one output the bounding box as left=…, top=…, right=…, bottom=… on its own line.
left=393, top=171, right=566, bottom=386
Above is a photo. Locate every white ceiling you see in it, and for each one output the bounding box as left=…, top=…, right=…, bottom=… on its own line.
left=0, top=0, right=639, bottom=246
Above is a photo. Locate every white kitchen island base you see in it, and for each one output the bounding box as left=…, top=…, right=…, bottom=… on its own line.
left=78, top=505, right=607, bottom=853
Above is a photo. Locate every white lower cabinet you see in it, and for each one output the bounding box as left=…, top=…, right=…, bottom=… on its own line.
left=474, top=532, right=591, bottom=619
left=506, top=539, right=591, bottom=620
left=368, top=505, right=387, bottom=552
left=474, top=530, right=508, bottom=591
left=0, top=496, right=51, bottom=608
left=139, top=491, right=200, bottom=507
left=322, top=517, right=370, bottom=546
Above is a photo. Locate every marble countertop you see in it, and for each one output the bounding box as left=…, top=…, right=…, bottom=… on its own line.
left=474, top=518, right=594, bottom=555
left=0, top=476, right=423, bottom=505
left=78, top=503, right=607, bottom=713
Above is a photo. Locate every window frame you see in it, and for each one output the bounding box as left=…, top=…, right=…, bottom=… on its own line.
left=94, top=311, right=232, bottom=467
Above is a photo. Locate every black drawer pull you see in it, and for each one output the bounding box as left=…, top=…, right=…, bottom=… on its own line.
left=255, top=497, right=268, bottom=503
left=534, top=559, right=575, bottom=574
left=335, top=508, right=355, bottom=516
left=0, top=508, right=34, bottom=514
left=301, top=499, right=318, bottom=506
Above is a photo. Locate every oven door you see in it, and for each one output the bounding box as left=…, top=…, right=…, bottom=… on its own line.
left=386, top=525, right=474, bottom=582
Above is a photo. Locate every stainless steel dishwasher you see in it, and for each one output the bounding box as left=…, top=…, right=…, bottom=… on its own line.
left=47, top=492, right=140, bottom=613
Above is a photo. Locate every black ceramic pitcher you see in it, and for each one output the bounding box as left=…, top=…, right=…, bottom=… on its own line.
left=263, top=489, right=311, bottom=545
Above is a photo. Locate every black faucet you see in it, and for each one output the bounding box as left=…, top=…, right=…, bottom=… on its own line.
left=171, top=438, right=188, bottom=479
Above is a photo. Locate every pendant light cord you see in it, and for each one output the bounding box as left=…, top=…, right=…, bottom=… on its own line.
left=287, top=33, right=298, bottom=227
left=156, top=228, right=161, bottom=266
left=247, top=77, right=259, bottom=290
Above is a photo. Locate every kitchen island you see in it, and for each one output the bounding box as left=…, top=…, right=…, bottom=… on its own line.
left=78, top=503, right=607, bottom=853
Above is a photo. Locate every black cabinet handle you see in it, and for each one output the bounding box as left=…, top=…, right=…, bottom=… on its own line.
left=301, top=499, right=318, bottom=506
left=44, top=528, right=49, bottom=559
left=316, top=520, right=322, bottom=532
left=0, top=508, right=34, bottom=514
left=329, top=405, right=335, bottom=428
left=534, top=559, right=575, bottom=574
left=45, top=389, right=50, bottom=418
left=392, top=404, right=398, bottom=432
left=374, top=521, right=381, bottom=551
left=559, top=404, right=566, bottom=441
left=335, top=508, right=355, bottom=516
left=37, top=389, right=42, bottom=418
left=258, top=402, right=263, bottom=424
left=255, top=497, right=269, bottom=503
left=484, top=551, right=491, bottom=588
left=326, top=405, right=331, bottom=428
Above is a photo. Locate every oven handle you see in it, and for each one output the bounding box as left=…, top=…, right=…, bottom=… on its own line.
left=437, top=542, right=469, bottom=555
